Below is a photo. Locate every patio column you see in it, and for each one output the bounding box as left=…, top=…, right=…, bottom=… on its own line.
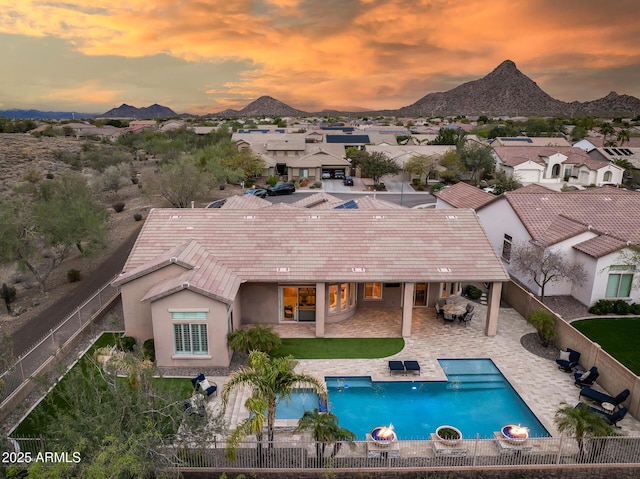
left=315, top=282, right=325, bottom=337
left=401, top=282, right=414, bottom=337
left=484, top=282, right=502, bottom=336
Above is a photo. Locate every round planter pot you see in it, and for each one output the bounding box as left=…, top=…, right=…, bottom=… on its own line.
left=435, top=425, right=462, bottom=446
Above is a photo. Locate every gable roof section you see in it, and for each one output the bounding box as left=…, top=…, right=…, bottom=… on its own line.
left=290, top=192, right=344, bottom=209
left=141, top=255, right=241, bottom=304
left=573, top=235, right=628, bottom=258
left=493, top=146, right=614, bottom=172
left=113, top=239, right=202, bottom=286
left=505, top=187, right=640, bottom=254
left=221, top=194, right=272, bottom=209
left=118, top=208, right=510, bottom=285
left=434, top=182, right=497, bottom=210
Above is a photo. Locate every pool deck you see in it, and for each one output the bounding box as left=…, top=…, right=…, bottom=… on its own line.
left=204, top=304, right=640, bottom=438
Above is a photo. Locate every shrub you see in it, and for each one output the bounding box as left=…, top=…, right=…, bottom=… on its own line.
left=464, top=284, right=482, bottom=300
left=430, top=182, right=446, bottom=194
left=1, top=283, right=17, bottom=313
left=118, top=336, right=136, bottom=352
left=613, top=300, right=631, bottom=315
left=45, top=172, right=55, bottom=180
left=112, top=201, right=125, bottom=212
left=219, top=184, right=225, bottom=190
left=143, top=338, right=155, bottom=362
left=298, top=178, right=308, bottom=187
left=313, top=181, right=322, bottom=188
left=412, top=178, right=422, bottom=186
left=66, top=269, right=81, bottom=283
left=133, top=213, right=143, bottom=221
left=588, top=299, right=615, bottom=315
left=267, top=175, right=279, bottom=187
left=527, top=310, right=556, bottom=347
left=630, top=303, right=640, bottom=315
left=245, top=178, right=255, bottom=187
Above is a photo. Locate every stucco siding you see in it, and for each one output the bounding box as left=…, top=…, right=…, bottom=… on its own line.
left=120, top=263, right=187, bottom=342
left=239, top=282, right=279, bottom=324
left=151, top=289, right=231, bottom=368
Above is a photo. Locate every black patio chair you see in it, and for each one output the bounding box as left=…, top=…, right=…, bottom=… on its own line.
left=388, top=360, right=405, bottom=376
left=574, top=366, right=599, bottom=388
left=555, top=348, right=581, bottom=372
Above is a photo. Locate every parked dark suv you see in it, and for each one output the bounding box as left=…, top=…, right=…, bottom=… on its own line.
left=334, top=171, right=345, bottom=180
left=343, top=176, right=354, bottom=186
left=267, top=183, right=296, bottom=196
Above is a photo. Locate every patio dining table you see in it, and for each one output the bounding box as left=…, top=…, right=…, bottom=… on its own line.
left=442, top=304, right=466, bottom=319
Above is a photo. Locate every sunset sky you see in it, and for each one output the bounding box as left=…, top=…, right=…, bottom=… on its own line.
left=1, top=0, right=640, bottom=115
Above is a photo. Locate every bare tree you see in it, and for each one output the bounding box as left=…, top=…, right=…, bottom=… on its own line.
left=510, top=243, right=587, bottom=301
left=148, top=155, right=211, bottom=207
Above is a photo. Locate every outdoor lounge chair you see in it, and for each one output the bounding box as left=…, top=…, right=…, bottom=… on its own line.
left=191, top=373, right=217, bottom=397
left=580, top=387, right=630, bottom=407
left=577, top=403, right=628, bottom=427
left=435, top=302, right=444, bottom=319
left=555, top=348, right=581, bottom=372
left=388, top=360, right=405, bottom=375
left=574, top=366, right=599, bottom=388
left=404, top=360, right=421, bottom=375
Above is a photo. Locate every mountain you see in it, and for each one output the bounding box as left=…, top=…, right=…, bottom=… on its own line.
left=97, top=103, right=177, bottom=119
left=399, top=60, right=568, bottom=117
left=574, top=92, right=640, bottom=118
left=219, top=96, right=308, bottom=117
left=0, top=109, right=95, bottom=120
left=399, top=60, right=640, bottom=117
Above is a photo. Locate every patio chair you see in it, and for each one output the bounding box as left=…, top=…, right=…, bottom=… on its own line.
left=404, top=360, right=421, bottom=375
left=580, top=387, right=630, bottom=407
left=435, top=302, right=445, bottom=319
left=574, top=366, right=599, bottom=388
left=459, top=311, right=474, bottom=326
left=577, top=403, right=628, bottom=427
left=465, top=303, right=475, bottom=313
left=191, top=373, right=217, bottom=397
left=388, top=360, right=405, bottom=376
left=555, top=348, right=581, bottom=372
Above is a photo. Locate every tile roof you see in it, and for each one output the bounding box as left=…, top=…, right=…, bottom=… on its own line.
left=116, top=208, right=510, bottom=286
left=290, top=192, right=344, bottom=209
left=505, top=187, right=640, bottom=255
left=221, top=194, right=271, bottom=210
left=573, top=235, right=628, bottom=258
left=492, top=146, right=612, bottom=171
left=493, top=137, right=571, bottom=147
left=434, top=182, right=497, bottom=210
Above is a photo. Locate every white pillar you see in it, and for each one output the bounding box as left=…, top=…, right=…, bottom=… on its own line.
left=402, top=283, right=415, bottom=337
left=315, top=283, right=325, bottom=337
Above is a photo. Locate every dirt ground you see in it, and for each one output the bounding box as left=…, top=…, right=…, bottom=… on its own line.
left=0, top=134, right=244, bottom=355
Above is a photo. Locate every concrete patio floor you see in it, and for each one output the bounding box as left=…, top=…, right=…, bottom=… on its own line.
left=206, top=304, right=640, bottom=438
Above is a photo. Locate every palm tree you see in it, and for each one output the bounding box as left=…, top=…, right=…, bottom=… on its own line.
left=225, top=396, right=267, bottom=463
left=296, top=408, right=356, bottom=466
left=227, top=325, right=282, bottom=355
left=617, top=129, right=631, bottom=146
left=554, top=402, right=612, bottom=460
left=599, top=122, right=615, bottom=146
left=221, top=351, right=327, bottom=446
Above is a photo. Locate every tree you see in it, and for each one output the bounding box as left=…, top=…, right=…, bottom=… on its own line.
left=227, top=325, right=282, bottom=354
left=19, top=349, right=223, bottom=478
left=148, top=155, right=211, bottom=207
left=554, top=402, right=613, bottom=461
left=491, top=170, right=521, bottom=194
left=221, top=351, right=327, bottom=446
left=358, top=151, right=400, bottom=186
left=437, top=149, right=464, bottom=183
left=225, top=396, right=267, bottom=463
left=571, top=125, right=588, bottom=142
left=431, top=127, right=466, bottom=146
left=404, top=154, right=439, bottom=182
left=509, top=243, right=588, bottom=302
left=296, top=408, right=356, bottom=466
left=97, top=162, right=131, bottom=197
left=458, top=142, right=494, bottom=184
left=616, top=129, right=631, bottom=146
left=0, top=173, right=108, bottom=293
left=222, top=148, right=266, bottom=180
left=599, top=122, right=615, bottom=146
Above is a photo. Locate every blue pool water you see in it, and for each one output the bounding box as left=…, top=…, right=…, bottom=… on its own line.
left=276, top=359, right=549, bottom=440
left=275, top=389, right=322, bottom=419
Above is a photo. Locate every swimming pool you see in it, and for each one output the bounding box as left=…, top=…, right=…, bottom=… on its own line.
left=276, top=359, right=549, bottom=440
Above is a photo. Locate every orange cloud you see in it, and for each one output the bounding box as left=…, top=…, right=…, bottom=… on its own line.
left=1, top=0, right=639, bottom=110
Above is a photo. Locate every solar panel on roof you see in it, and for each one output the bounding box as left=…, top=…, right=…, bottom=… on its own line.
left=604, top=148, right=613, bottom=155
left=612, top=149, right=622, bottom=155
left=622, top=149, right=633, bottom=155
left=501, top=137, right=533, bottom=143
left=334, top=199, right=358, bottom=209
left=326, top=135, right=370, bottom=143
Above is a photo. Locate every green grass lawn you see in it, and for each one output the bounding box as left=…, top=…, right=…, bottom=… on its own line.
left=572, top=317, right=640, bottom=375
left=271, top=337, right=404, bottom=359
left=13, top=333, right=193, bottom=437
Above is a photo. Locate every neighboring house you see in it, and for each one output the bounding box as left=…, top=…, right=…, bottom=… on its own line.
left=75, top=125, right=124, bottom=142
left=492, top=146, right=625, bottom=187
left=366, top=144, right=455, bottom=182
left=583, top=146, right=640, bottom=184
left=491, top=137, right=571, bottom=147
left=436, top=183, right=640, bottom=307
left=232, top=132, right=351, bottom=180
left=112, top=207, right=509, bottom=368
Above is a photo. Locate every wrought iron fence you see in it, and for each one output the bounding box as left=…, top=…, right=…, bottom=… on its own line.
left=9, top=435, right=640, bottom=470
left=0, top=279, right=119, bottom=403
